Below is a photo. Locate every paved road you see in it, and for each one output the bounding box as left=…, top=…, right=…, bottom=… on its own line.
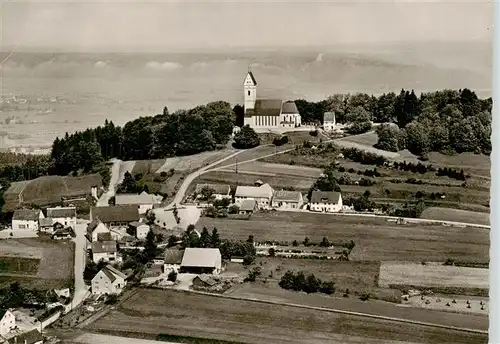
left=96, top=159, right=122, bottom=207
left=66, top=220, right=90, bottom=313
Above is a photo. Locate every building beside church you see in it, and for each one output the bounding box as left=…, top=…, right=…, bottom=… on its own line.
left=243, top=71, right=302, bottom=129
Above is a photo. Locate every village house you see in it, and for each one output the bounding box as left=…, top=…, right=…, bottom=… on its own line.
left=323, top=112, right=337, bottom=131
left=11, top=209, right=44, bottom=231
left=163, top=249, right=184, bottom=274
left=90, top=205, right=140, bottom=228
left=271, top=190, right=304, bottom=210
left=128, top=221, right=150, bottom=240
left=38, top=218, right=54, bottom=233
left=91, top=240, right=121, bottom=264
left=238, top=199, right=258, bottom=215
left=309, top=190, right=343, bottom=213
left=86, top=220, right=111, bottom=243
left=6, top=329, right=44, bottom=344
left=114, top=191, right=163, bottom=215
left=192, top=274, right=218, bottom=289
left=180, top=248, right=222, bottom=275
left=51, top=226, right=75, bottom=240
left=234, top=183, right=274, bottom=209
left=91, top=265, right=127, bottom=295
left=0, top=309, right=15, bottom=337
left=46, top=206, right=77, bottom=229
left=194, top=184, right=231, bottom=201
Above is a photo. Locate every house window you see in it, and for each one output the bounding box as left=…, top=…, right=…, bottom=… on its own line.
left=248, top=90, right=250, bottom=96
left=19, top=224, right=26, bottom=229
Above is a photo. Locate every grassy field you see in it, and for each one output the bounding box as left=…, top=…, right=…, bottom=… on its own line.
left=156, top=150, right=236, bottom=174
left=0, top=257, right=40, bottom=275
left=197, top=211, right=489, bottom=262
left=420, top=207, right=490, bottom=225
left=86, top=288, right=487, bottom=344
left=0, top=238, right=74, bottom=289
left=228, top=258, right=400, bottom=302
left=378, top=262, right=489, bottom=290
left=131, top=159, right=166, bottom=176
left=3, top=174, right=102, bottom=210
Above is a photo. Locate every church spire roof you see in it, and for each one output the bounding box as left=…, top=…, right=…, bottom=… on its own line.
left=244, top=69, right=257, bottom=86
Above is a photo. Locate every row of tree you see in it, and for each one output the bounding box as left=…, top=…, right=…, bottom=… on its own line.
left=279, top=270, right=335, bottom=295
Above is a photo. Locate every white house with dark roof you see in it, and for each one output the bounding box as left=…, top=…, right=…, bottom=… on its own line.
left=90, top=205, right=140, bottom=228
left=194, top=184, right=231, bottom=201
left=39, top=217, right=54, bottom=233
left=11, top=209, right=44, bottom=231
left=91, top=240, right=121, bottom=264
left=91, top=265, right=127, bottom=295
left=0, top=309, right=15, bottom=337
left=323, top=112, right=337, bottom=131
left=128, top=221, right=150, bottom=240
left=234, top=183, right=274, bottom=209
left=115, top=191, right=163, bottom=215
left=46, top=206, right=77, bottom=229
left=272, top=190, right=304, bottom=210
left=180, top=248, right=222, bottom=275
left=86, top=220, right=111, bottom=243
left=309, top=190, right=343, bottom=213
left=163, top=249, right=184, bottom=274
left=238, top=199, right=258, bottom=215
left=243, top=71, right=301, bottom=129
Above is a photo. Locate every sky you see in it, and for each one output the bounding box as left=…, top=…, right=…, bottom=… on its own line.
left=0, top=0, right=493, bottom=52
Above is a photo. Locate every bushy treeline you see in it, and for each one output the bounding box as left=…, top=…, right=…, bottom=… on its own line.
left=51, top=102, right=236, bottom=175
left=279, top=270, right=335, bottom=295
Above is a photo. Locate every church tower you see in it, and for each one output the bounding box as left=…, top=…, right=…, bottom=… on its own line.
left=243, top=69, right=257, bottom=112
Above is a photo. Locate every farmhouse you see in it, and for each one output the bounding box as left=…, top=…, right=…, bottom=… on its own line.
left=163, top=249, right=184, bottom=274
left=38, top=217, right=54, bottom=233
left=46, top=206, right=77, bottom=229
left=86, top=220, right=111, bottom=243
left=323, top=112, right=337, bottom=131
left=115, top=191, right=163, bottom=215
left=180, top=248, right=222, bottom=275
left=309, top=190, right=343, bottom=213
left=51, top=226, right=75, bottom=240
left=235, top=183, right=274, bottom=209
left=0, top=309, right=15, bottom=337
left=271, top=190, right=304, bottom=210
left=11, top=209, right=44, bottom=231
left=91, top=265, right=127, bottom=295
left=128, top=221, right=150, bottom=240
left=91, top=240, right=121, bottom=264
left=6, top=329, right=44, bottom=344
left=192, top=274, right=218, bottom=288
left=239, top=199, right=258, bottom=215
left=90, top=205, right=140, bottom=228
left=195, top=184, right=231, bottom=201
left=243, top=71, right=302, bottom=129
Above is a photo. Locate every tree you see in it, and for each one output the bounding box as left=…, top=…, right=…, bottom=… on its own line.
left=345, top=106, right=371, bottom=123
left=146, top=211, right=156, bottom=225
left=405, top=121, right=430, bottom=157
left=319, top=237, right=330, bottom=247
left=167, top=270, right=177, bottom=282
left=374, top=124, right=402, bottom=152
left=228, top=204, right=239, bottom=214
left=246, top=235, right=254, bottom=244
left=143, top=230, right=158, bottom=261
left=245, top=267, right=261, bottom=282
left=243, top=255, right=255, bottom=266
left=303, top=237, right=310, bottom=247
left=167, top=235, right=179, bottom=247
left=304, top=274, right=321, bottom=294
left=200, top=226, right=211, bottom=248
left=211, top=228, right=221, bottom=248
left=117, top=171, right=139, bottom=194
left=268, top=247, right=276, bottom=257
left=198, top=186, right=215, bottom=201
left=233, top=125, right=260, bottom=149
left=108, top=196, right=115, bottom=206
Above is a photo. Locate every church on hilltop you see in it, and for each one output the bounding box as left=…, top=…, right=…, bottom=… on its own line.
left=243, top=71, right=302, bottom=129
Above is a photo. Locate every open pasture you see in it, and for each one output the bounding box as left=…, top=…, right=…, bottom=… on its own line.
left=156, top=150, right=236, bottom=174
left=223, top=161, right=322, bottom=178
left=131, top=159, right=166, bottom=176
left=0, top=238, right=74, bottom=289
left=420, top=207, right=490, bottom=225
left=197, top=211, right=489, bottom=262
left=378, top=262, right=489, bottom=290
left=195, top=171, right=315, bottom=191
left=86, top=288, right=487, bottom=344
left=3, top=174, right=102, bottom=210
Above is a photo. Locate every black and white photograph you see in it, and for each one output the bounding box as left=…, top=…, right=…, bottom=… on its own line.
left=0, top=1, right=494, bottom=343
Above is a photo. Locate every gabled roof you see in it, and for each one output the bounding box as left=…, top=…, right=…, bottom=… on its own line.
left=240, top=199, right=258, bottom=212
left=281, top=101, right=299, bottom=114
left=47, top=206, right=76, bottom=218
left=97, top=232, right=113, bottom=242
left=91, top=205, right=140, bottom=223
left=92, top=240, right=117, bottom=254
left=7, top=329, right=43, bottom=344
left=273, top=190, right=303, bottom=203
left=324, top=112, right=336, bottom=122
left=12, top=209, right=41, bottom=221
left=235, top=183, right=274, bottom=199
left=243, top=71, right=257, bottom=85
left=194, top=274, right=217, bottom=286
left=87, top=220, right=110, bottom=238
left=129, top=221, right=149, bottom=228
left=310, top=190, right=341, bottom=204
left=99, top=265, right=127, bottom=283
left=164, top=249, right=184, bottom=264
left=195, top=183, right=231, bottom=195
left=115, top=192, right=162, bottom=206
left=245, top=99, right=283, bottom=118
left=39, top=218, right=53, bottom=227
left=181, top=248, right=221, bottom=268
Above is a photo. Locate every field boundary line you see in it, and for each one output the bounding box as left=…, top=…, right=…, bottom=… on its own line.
left=18, top=180, right=31, bottom=205
left=180, top=289, right=488, bottom=335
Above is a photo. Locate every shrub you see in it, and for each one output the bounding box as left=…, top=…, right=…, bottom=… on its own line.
left=167, top=270, right=178, bottom=282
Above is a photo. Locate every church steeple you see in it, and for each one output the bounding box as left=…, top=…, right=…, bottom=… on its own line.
left=243, top=69, right=257, bottom=111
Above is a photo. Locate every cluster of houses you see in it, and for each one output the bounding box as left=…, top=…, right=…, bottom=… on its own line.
left=11, top=206, right=77, bottom=239
left=0, top=308, right=44, bottom=344
left=195, top=181, right=344, bottom=214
